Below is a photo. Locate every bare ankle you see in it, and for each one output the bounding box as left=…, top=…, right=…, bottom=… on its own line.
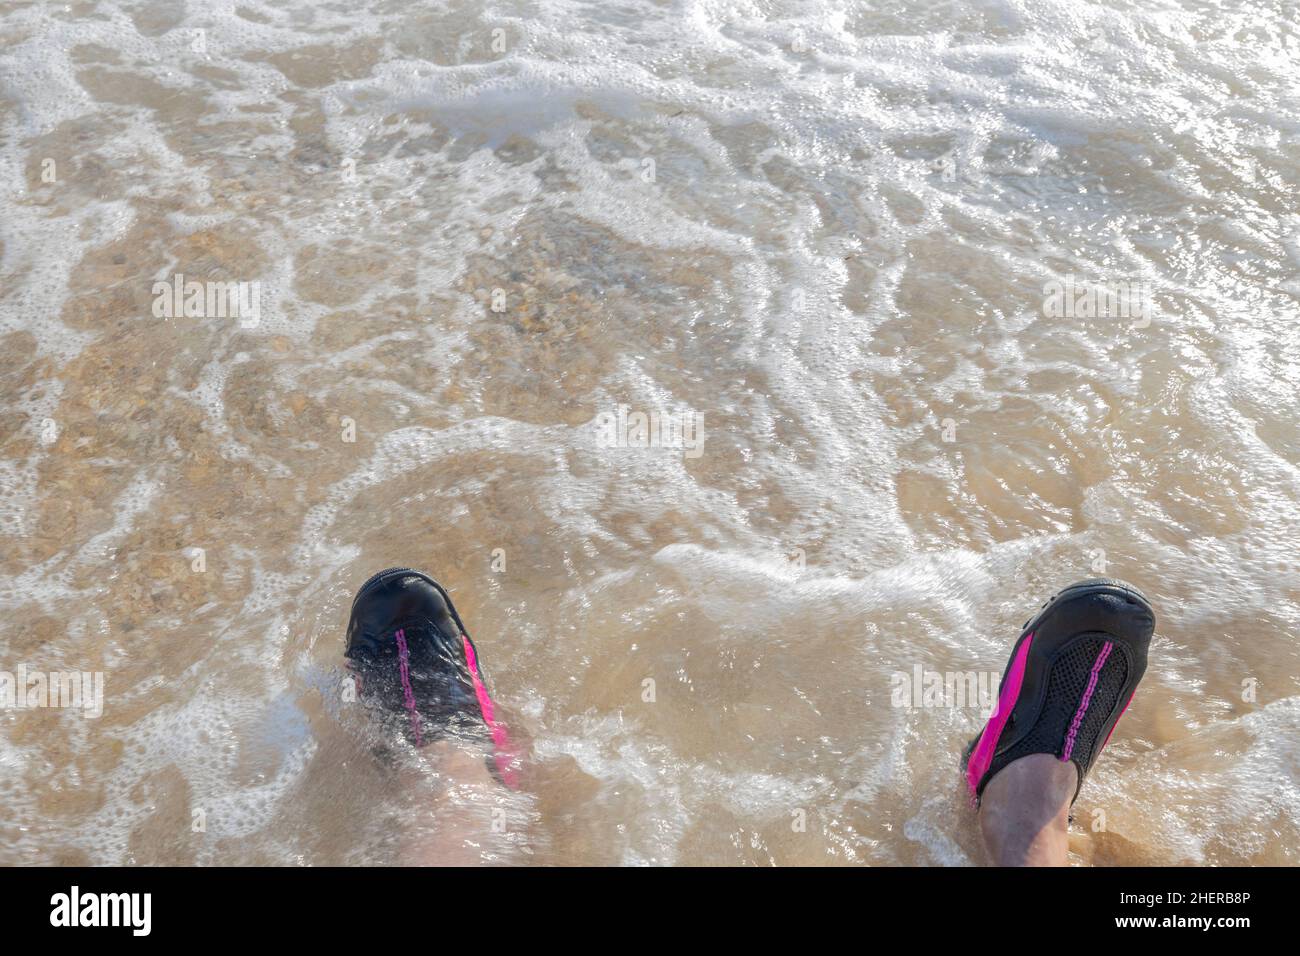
left=978, top=754, right=1077, bottom=866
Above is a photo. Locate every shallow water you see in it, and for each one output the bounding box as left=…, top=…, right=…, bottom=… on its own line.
left=1, top=0, right=1298, bottom=866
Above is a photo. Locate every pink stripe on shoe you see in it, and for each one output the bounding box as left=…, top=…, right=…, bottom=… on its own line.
left=461, top=633, right=519, bottom=789
left=1061, top=641, right=1113, bottom=763
left=393, top=628, right=423, bottom=748
left=967, top=632, right=1035, bottom=796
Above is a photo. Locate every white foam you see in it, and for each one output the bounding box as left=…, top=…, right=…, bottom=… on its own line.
left=2, top=0, right=1297, bottom=865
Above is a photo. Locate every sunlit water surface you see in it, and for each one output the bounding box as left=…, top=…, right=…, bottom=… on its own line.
left=1, top=0, right=1298, bottom=865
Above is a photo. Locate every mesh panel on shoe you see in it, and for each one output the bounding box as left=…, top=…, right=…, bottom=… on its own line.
left=997, top=636, right=1129, bottom=772
left=1071, top=650, right=1128, bottom=770
left=353, top=620, right=485, bottom=746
